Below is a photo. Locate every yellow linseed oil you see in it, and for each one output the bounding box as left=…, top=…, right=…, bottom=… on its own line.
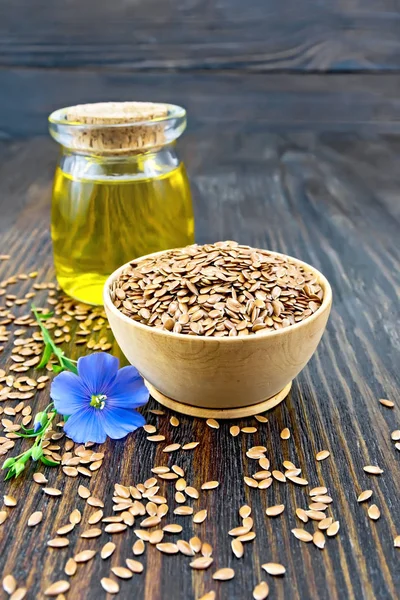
left=51, top=161, right=194, bottom=305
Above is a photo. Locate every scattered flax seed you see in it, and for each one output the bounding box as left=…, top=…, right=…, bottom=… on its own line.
left=287, top=475, right=308, bottom=486
left=306, top=510, right=326, bottom=521
left=358, top=490, right=373, bottom=503
left=47, top=537, right=69, bottom=548
left=81, top=527, right=102, bottom=539
left=133, top=539, right=145, bottom=555
left=253, top=581, right=269, bottom=599
left=318, top=517, right=333, bottom=530
left=3, top=575, right=17, bottom=594
left=33, top=472, right=48, bottom=485
left=182, top=442, right=199, bottom=450
left=4, top=495, right=17, bottom=507
left=74, top=550, right=96, bottom=563
left=237, top=532, right=256, bottom=542
left=316, top=450, right=330, bottom=461
left=232, top=539, right=244, bottom=558
left=229, top=526, right=250, bottom=537
left=172, top=465, right=185, bottom=477
left=175, top=491, right=186, bottom=504
left=126, top=559, right=144, bottom=573
left=313, top=531, right=326, bottom=549
left=149, top=530, right=164, bottom=544
left=280, top=428, right=290, bottom=440
left=43, top=488, right=62, bottom=497
left=186, top=486, right=199, bottom=499
left=201, top=481, right=219, bottom=490
left=259, top=457, right=270, bottom=470
left=156, top=543, right=179, bottom=554
left=175, top=478, right=187, bottom=492
left=105, top=523, right=128, bottom=533
left=266, top=504, right=285, bottom=517
left=391, top=430, right=400, bottom=441
left=64, top=558, right=77, bottom=576
left=242, top=427, right=257, bottom=434
left=363, top=466, right=383, bottom=475
left=312, top=495, right=332, bottom=504
left=253, top=471, right=272, bottom=481
left=272, top=470, right=286, bottom=483
left=296, top=508, right=309, bottom=523
left=310, top=486, right=328, bottom=496
left=212, top=568, right=235, bottom=581
left=193, top=509, right=208, bottom=524
left=0, top=512, right=8, bottom=525
left=327, top=521, right=340, bottom=537
left=379, top=399, right=394, bottom=408
left=44, top=581, right=70, bottom=596
left=368, top=505, right=380, bottom=521
left=239, top=505, right=251, bottom=519
left=202, top=542, right=213, bottom=557
left=255, top=415, right=268, bottom=423
left=190, top=537, right=202, bottom=553
left=174, top=506, right=193, bottom=516
left=111, top=567, right=133, bottom=580
left=143, top=424, right=156, bottom=434
left=170, top=416, right=180, bottom=427
left=309, top=502, right=328, bottom=511
left=100, top=578, right=119, bottom=594
left=244, top=476, right=258, bottom=488
left=163, top=443, right=181, bottom=453
left=262, top=563, right=286, bottom=576
left=69, top=509, right=81, bottom=524
left=177, top=540, right=194, bottom=556
left=394, top=536, right=400, bottom=548
left=147, top=435, right=166, bottom=442
left=152, top=466, right=170, bottom=474
left=28, top=511, right=43, bottom=527
left=88, top=509, right=103, bottom=525
left=206, top=419, right=219, bottom=429
left=230, top=426, right=240, bottom=437
left=291, top=529, right=313, bottom=542
left=163, top=524, right=182, bottom=533
left=190, top=556, right=213, bottom=570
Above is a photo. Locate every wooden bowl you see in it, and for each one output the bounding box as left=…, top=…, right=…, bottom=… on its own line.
left=104, top=249, right=332, bottom=417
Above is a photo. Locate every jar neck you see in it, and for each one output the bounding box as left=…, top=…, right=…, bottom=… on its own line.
left=58, top=143, right=180, bottom=182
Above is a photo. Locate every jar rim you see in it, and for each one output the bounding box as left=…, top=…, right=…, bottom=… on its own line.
left=48, top=103, right=187, bottom=155
left=48, top=102, right=186, bottom=130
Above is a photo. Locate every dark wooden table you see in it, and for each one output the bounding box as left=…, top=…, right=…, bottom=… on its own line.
left=0, top=127, right=399, bottom=600
left=1, top=1, right=400, bottom=598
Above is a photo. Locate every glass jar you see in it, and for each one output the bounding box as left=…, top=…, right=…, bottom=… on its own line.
left=48, top=102, right=194, bottom=305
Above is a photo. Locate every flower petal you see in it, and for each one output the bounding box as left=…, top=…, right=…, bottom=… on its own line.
left=64, top=407, right=107, bottom=444
left=77, top=353, right=120, bottom=395
left=101, top=407, right=145, bottom=440
left=107, top=366, right=149, bottom=409
left=50, top=371, right=88, bottom=415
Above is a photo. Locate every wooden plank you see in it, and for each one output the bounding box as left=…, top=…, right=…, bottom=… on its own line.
left=0, top=131, right=399, bottom=598
left=1, top=0, right=400, bottom=71
left=2, top=71, right=400, bottom=139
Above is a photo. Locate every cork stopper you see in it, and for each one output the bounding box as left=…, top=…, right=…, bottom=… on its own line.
left=62, top=102, right=171, bottom=155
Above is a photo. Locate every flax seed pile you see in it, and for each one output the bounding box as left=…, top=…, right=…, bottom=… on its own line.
left=0, top=255, right=398, bottom=599
left=110, top=241, right=323, bottom=336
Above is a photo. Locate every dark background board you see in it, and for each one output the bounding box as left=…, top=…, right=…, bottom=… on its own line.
left=0, top=1, right=400, bottom=599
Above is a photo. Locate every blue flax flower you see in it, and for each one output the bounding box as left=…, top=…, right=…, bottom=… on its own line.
left=50, top=353, right=148, bottom=444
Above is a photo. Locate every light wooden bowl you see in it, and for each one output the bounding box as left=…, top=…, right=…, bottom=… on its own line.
left=104, top=249, right=332, bottom=418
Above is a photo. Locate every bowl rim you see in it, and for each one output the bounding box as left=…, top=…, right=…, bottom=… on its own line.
left=103, top=247, right=332, bottom=343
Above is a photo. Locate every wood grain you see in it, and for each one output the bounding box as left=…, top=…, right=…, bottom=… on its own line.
left=2, top=71, right=400, bottom=139
left=1, top=0, right=400, bottom=71
left=0, top=129, right=399, bottom=600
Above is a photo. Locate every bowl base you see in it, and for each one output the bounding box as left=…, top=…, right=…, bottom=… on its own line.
left=144, top=381, right=292, bottom=420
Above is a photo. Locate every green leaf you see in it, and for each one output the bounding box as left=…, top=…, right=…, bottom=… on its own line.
left=52, top=364, right=64, bottom=374
left=37, top=342, right=53, bottom=369
left=2, top=457, right=16, bottom=469
left=36, top=311, right=54, bottom=320
left=40, top=456, right=59, bottom=467
left=31, top=446, right=44, bottom=461
left=61, top=358, right=78, bottom=375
